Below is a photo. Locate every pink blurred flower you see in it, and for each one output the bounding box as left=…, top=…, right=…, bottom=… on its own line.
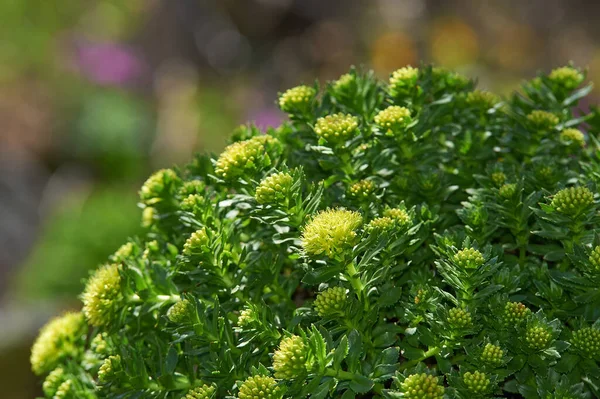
left=75, top=41, right=144, bottom=86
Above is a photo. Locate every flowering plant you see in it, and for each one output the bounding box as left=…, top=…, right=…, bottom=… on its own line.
left=32, top=65, right=600, bottom=398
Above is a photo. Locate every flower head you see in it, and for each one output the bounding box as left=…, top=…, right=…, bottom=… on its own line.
left=400, top=373, right=444, bottom=399
left=31, top=312, right=85, bottom=375
left=571, top=327, right=600, bottom=359
left=374, top=106, right=412, bottom=133
left=383, top=208, right=412, bottom=228
left=448, top=307, right=472, bottom=328
left=525, top=324, right=552, bottom=350
left=139, top=169, right=180, bottom=205
left=238, top=375, right=282, bottom=399
left=112, top=242, right=135, bottom=263
left=279, top=85, right=316, bottom=114
left=366, top=216, right=396, bottom=233
left=503, top=302, right=530, bottom=324
left=91, top=333, right=109, bottom=356
left=333, top=73, right=356, bottom=93
left=453, top=248, right=485, bottom=269
left=560, top=128, right=585, bottom=147
left=481, top=343, right=504, bottom=366
left=314, top=287, right=347, bottom=317
left=98, top=355, right=122, bottom=383
left=490, top=172, right=506, bottom=187
left=142, top=206, right=156, bottom=228
left=183, top=228, right=210, bottom=255
left=389, top=66, right=419, bottom=96
left=301, top=208, right=362, bottom=257
left=499, top=183, right=517, bottom=199
left=466, top=90, right=500, bottom=109
left=185, top=384, right=217, bottom=399
left=314, top=113, right=359, bottom=145
left=237, top=308, right=255, bottom=327
left=43, top=368, right=66, bottom=397
left=255, top=172, right=294, bottom=205
left=273, top=335, right=308, bottom=379
left=549, top=66, right=584, bottom=90
left=82, top=264, right=123, bottom=327
left=463, top=371, right=490, bottom=393
left=527, top=110, right=559, bottom=131
left=550, top=186, right=594, bottom=216
left=589, top=246, right=600, bottom=272
left=215, top=135, right=281, bottom=179
left=167, top=299, right=194, bottom=324
left=348, top=180, right=376, bottom=200
left=54, top=379, right=74, bottom=399
left=180, top=180, right=206, bottom=196
left=181, top=194, right=204, bottom=212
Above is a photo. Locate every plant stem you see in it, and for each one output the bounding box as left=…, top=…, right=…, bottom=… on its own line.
left=324, top=368, right=356, bottom=380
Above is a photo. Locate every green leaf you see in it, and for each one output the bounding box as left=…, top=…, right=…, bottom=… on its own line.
left=349, top=374, right=374, bottom=394
left=333, top=336, right=349, bottom=369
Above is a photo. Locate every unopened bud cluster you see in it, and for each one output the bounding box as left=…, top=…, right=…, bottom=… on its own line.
left=499, top=184, right=517, bottom=199
left=273, top=335, right=308, bottom=379
left=374, top=106, right=412, bottom=133
left=525, top=325, right=552, bottom=350
left=463, top=371, right=490, bottom=393
left=503, top=302, right=530, bottom=324
left=256, top=172, right=293, bottom=205
left=570, top=327, right=600, bottom=359
left=550, top=186, right=594, bottom=216
left=400, top=373, right=444, bottom=399
left=453, top=248, right=485, bottom=269
left=448, top=307, right=472, bottom=328
left=490, top=172, right=506, bottom=187
left=314, top=287, right=347, bottom=316
left=185, top=384, right=216, bottom=399
left=383, top=208, right=412, bottom=228
left=548, top=66, right=584, bottom=90
left=481, top=343, right=504, bottom=365
left=527, top=110, right=559, bottom=131
left=183, top=228, right=210, bottom=255
left=560, top=128, right=585, bottom=147
left=215, top=135, right=280, bottom=179
left=466, top=90, right=500, bottom=109
left=589, top=246, right=600, bottom=271
left=389, top=66, right=419, bottom=97
left=98, top=355, right=122, bottom=382
left=314, top=113, right=359, bottom=145
left=279, top=85, right=316, bottom=114
left=139, top=169, right=179, bottom=205
left=167, top=299, right=194, bottom=324
left=349, top=180, right=375, bottom=199
left=238, top=375, right=282, bottom=399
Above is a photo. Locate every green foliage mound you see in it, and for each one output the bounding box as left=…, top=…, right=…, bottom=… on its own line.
left=31, top=65, right=600, bottom=398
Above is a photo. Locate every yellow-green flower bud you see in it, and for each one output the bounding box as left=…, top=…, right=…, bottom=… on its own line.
left=139, top=169, right=179, bottom=205
left=314, top=287, right=347, bottom=317
left=349, top=180, right=376, bottom=200
left=91, top=333, right=109, bottom=356
left=54, top=379, right=74, bottom=399
left=550, top=186, right=594, bottom=216
left=82, top=264, right=123, bottom=327
left=279, top=85, right=316, bottom=114
left=255, top=172, right=294, bottom=205
left=549, top=66, right=584, bottom=90
left=525, top=325, right=552, bottom=350
left=499, top=183, right=517, bottom=199
left=185, top=384, right=216, bottom=399
left=142, top=206, right=156, bottom=228
left=448, top=308, right=472, bottom=328
left=314, top=113, right=359, bottom=145
left=463, top=371, right=490, bottom=393
left=589, top=246, right=600, bottom=272
left=389, top=66, right=419, bottom=97
left=112, top=242, right=135, bottom=263
left=333, top=73, right=355, bottom=93
left=571, top=327, right=600, bottom=359
left=43, top=368, right=66, bottom=397
left=491, top=172, right=506, bottom=187
left=466, top=90, right=500, bottom=109
left=180, top=180, right=206, bottom=196
left=31, top=312, right=86, bottom=376
left=383, top=208, right=412, bottom=228
left=481, top=343, right=503, bottom=366
left=98, top=354, right=122, bottom=383
left=301, top=208, right=362, bottom=257
left=215, top=135, right=281, bottom=180
left=167, top=299, right=194, bottom=324
left=527, top=110, right=559, bottom=131
left=366, top=216, right=396, bottom=233
left=237, top=308, right=255, bottom=327
left=181, top=194, right=204, bottom=212
left=559, top=128, right=585, bottom=147
left=374, top=106, right=412, bottom=133
left=503, top=302, right=530, bottom=324
left=400, top=373, right=444, bottom=399
left=183, top=228, right=210, bottom=255
left=273, top=335, right=308, bottom=379
left=453, top=248, right=485, bottom=269
left=238, top=375, right=282, bottom=399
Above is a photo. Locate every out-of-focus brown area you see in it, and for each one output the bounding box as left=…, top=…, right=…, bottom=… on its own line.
left=2, top=0, right=600, bottom=397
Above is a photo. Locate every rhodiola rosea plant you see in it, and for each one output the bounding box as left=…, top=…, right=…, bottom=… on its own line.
left=31, top=64, right=600, bottom=399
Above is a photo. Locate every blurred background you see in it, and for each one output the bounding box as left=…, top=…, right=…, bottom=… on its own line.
left=2, top=0, right=600, bottom=397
